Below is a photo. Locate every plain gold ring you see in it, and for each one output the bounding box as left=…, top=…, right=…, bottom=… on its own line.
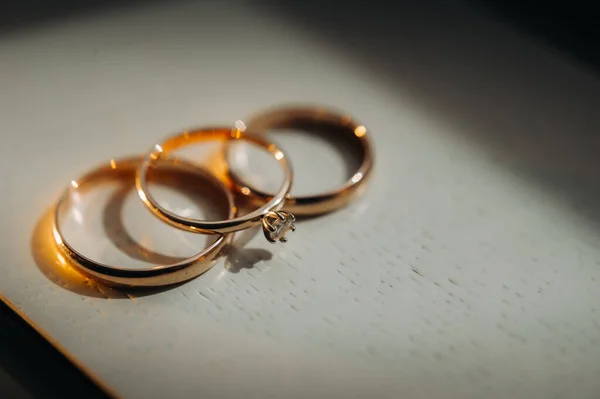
left=52, top=156, right=235, bottom=288
left=229, top=105, right=374, bottom=216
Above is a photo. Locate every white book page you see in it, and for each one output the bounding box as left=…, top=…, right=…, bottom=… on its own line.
left=2, top=1, right=600, bottom=398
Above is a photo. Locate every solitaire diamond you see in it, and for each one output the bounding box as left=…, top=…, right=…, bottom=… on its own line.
left=262, top=210, right=296, bottom=243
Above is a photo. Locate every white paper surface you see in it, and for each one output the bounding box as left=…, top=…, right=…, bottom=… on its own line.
left=2, top=1, right=600, bottom=398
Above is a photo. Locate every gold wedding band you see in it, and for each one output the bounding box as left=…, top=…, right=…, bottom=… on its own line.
left=41, top=105, right=374, bottom=290
left=229, top=105, right=374, bottom=216
left=52, top=157, right=235, bottom=287
left=136, top=126, right=297, bottom=244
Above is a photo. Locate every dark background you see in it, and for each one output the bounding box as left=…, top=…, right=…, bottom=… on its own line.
left=1, top=1, right=598, bottom=397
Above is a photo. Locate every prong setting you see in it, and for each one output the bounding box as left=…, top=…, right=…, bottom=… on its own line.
left=262, top=210, right=296, bottom=243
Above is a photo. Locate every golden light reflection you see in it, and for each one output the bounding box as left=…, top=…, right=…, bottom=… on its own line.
left=56, top=252, right=66, bottom=267
left=110, top=159, right=117, bottom=169
left=274, top=151, right=284, bottom=161
left=70, top=180, right=79, bottom=188
left=241, top=187, right=251, bottom=196
left=193, top=144, right=229, bottom=183
left=32, top=155, right=234, bottom=297
left=354, top=125, right=367, bottom=137
left=136, top=188, right=148, bottom=203
left=231, top=128, right=242, bottom=139
left=32, top=207, right=125, bottom=298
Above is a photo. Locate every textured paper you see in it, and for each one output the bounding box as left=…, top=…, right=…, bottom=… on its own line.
left=2, top=1, right=600, bottom=398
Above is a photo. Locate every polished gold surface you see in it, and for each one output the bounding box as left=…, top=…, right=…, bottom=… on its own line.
left=52, top=156, right=235, bottom=288
left=32, top=207, right=126, bottom=298
left=231, top=105, right=374, bottom=216
left=136, top=126, right=296, bottom=242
